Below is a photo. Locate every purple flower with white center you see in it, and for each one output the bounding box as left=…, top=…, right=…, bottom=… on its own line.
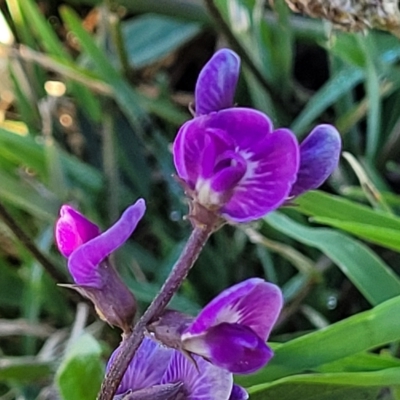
left=173, top=48, right=341, bottom=224
left=108, top=336, right=247, bottom=400
left=181, top=278, right=282, bottom=374
left=55, top=199, right=146, bottom=332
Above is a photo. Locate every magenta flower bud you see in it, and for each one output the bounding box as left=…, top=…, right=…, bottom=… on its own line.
left=55, top=206, right=100, bottom=258
left=181, top=278, right=283, bottom=374
left=55, top=199, right=146, bottom=332
left=108, top=336, right=239, bottom=400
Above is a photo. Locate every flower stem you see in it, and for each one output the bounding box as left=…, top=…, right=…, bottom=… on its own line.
left=97, top=224, right=214, bottom=400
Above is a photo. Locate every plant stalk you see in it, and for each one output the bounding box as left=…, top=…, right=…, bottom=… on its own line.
left=97, top=224, right=213, bottom=400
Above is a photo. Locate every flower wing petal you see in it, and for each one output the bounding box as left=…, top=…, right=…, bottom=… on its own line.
left=290, top=124, right=341, bottom=197
left=195, top=49, right=240, bottom=116
left=222, top=128, right=299, bottom=222
left=183, top=323, right=273, bottom=374
left=68, top=199, right=146, bottom=287
left=173, top=119, right=235, bottom=186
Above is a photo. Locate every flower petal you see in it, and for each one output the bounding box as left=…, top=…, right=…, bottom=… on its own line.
left=290, top=124, right=341, bottom=197
left=208, top=108, right=273, bottom=150
left=222, top=128, right=299, bottom=221
left=68, top=199, right=146, bottom=287
left=195, top=49, right=240, bottom=116
left=55, top=205, right=100, bottom=258
left=108, top=337, right=174, bottom=394
left=161, top=350, right=233, bottom=400
left=173, top=121, right=234, bottom=187
left=183, top=278, right=283, bottom=341
left=229, top=385, right=249, bottom=400
left=182, top=323, right=273, bottom=374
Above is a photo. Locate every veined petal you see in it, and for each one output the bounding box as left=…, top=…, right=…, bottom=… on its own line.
left=195, top=49, right=240, bottom=116
left=229, top=385, right=249, bottom=400
left=208, top=108, right=273, bottom=150
left=68, top=199, right=146, bottom=287
left=222, top=129, right=299, bottom=222
left=161, top=350, right=233, bottom=400
left=183, top=278, right=283, bottom=341
left=290, top=124, right=341, bottom=197
left=108, top=337, right=174, bottom=395
left=55, top=205, right=100, bottom=258
left=183, top=323, right=273, bottom=374
left=173, top=121, right=235, bottom=187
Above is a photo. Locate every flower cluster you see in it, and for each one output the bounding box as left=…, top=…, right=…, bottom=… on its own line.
left=54, top=48, right=341, bottom=399
left=112, top=278, right=281, bottom=399
left=174, top=49, right=341, bottom=224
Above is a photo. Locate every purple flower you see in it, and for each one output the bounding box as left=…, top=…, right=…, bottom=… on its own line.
left=181, top=278, right=282, bottom=374
left=173, top=49, right=341, bottom=223
left=55, top=199, right=146, bottom=332
left=108, top=336, right=247, bottom=400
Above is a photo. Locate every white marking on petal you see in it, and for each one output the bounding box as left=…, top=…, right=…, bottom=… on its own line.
left=196, top=179, right=222, bottom=206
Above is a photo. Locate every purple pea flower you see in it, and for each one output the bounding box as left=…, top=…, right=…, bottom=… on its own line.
left=173, top=49, right=341, bottom=224
left=181, top=278, right=282, bottom=374
left=55, top=199, right=146, bottom=332
left=108, top=336, right=248, bottom=400
left=150, top=278, right=282, bottom=375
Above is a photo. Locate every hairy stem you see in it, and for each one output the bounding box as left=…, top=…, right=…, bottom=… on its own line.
left=98, top=224, right=213, bottom=400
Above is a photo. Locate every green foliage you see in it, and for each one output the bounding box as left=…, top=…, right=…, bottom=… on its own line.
left=55, top=334, right=104, bottom=400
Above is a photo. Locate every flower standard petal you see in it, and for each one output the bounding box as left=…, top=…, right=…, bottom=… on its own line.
left=195, top=49, right=240, bottom=116
left=68, top=199, right=146, bottom=287
left=290, top=124, right=341, bottom=197
left=161, top=349, right=233, bottom=400
left=183, top=278, right=283, bottom=339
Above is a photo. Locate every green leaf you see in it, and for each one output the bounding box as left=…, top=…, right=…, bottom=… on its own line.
left=18, top=0, right=102, bottom=121
left=312, top=217, right=400, bottom=252
left=264, top=212, right=400, bottom=305
left=60, top=6, right=187, bottom=126
left=248, top=368, right=400, bottom=400
left=290, top=67, right=364, bottom=135
left=56, top=334, right=104, bottom=400
left=122, top=14, right=201, bottom=69
left=237, top=295, right=400, bottom=386
left=0, top=357, right=52, bottom=382
left=296, top=191, right=400, bottom=230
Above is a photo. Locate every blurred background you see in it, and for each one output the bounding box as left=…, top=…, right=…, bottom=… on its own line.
left=2, top=0, right=400, bottom=399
